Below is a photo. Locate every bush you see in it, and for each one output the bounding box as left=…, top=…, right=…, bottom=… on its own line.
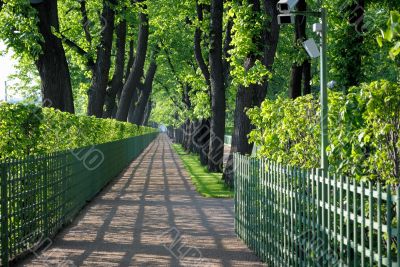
left=0, top=103, right=156, bottom=159
left=248, top=80, right=400, bottom=185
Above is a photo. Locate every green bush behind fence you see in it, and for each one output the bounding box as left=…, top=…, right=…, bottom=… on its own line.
left=234, top=154, right=399, bottom=266
left=0, top=132, right=158, bottom=266
left=247, top=80, right=400, bottom=185
left=0, top=103, right=156, bottom=159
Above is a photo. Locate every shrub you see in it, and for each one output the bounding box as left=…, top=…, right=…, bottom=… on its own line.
left=0, top=103, right=156, bottom=159
left=248, top=80, right=400, bottom=185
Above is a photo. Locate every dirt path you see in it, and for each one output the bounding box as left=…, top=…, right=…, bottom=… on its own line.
left=18, top=134, right=264, bottom=267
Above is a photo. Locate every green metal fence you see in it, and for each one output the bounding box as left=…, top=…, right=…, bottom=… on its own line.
left=234, top=154, right=400, bottom=266
left=0, top=132, right=158, bottom=266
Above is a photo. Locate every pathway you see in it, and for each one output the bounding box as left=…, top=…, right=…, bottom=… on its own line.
left=18, top=134, right=264, bottom=267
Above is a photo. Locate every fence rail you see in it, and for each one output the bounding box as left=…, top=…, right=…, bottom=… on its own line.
left=234, top=154, right=399, bottom=266
left=0, top=132, right=158, bottom=266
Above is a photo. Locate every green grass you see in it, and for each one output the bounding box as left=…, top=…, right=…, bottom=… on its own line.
left=172, top=144, right=234, bottom=198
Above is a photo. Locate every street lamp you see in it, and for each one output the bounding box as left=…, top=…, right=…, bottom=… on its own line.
left=277, top=1, right=329, bottom=171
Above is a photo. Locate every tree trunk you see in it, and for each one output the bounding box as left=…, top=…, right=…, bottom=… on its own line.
left=208, top=0, right=225, bottom=172
left=142, top=99, right=152, bottom=126
left=125, top=40, right=135, bottom=82
left=193, top=119, right=210, bottom=166
left=223, top=18, right=233, bottom=87
left=183, top=120, right=192, bottom=151
left=289, top=66, right=303, bottom=99
left=303, top=60, right=311, bottom=95
left=104, top=20, right=127, bottom=118
left=194, top=1, right=210, bottom=86
left=87, top=0, right=115, bottom=117
left=223, top=0, right=280, bottom=186
left=132, top=58, right=157, bottom=125
left=190, top=120, right=200, bottom=153
left=116, top=8, right=149, bottom=121
left=342, top=0, right=364, bottom=88
left=32, top=0, right=74, bottom=113
left=289, top=0, right=307, bottom=99
left=127, top=87, right=139, bottom=123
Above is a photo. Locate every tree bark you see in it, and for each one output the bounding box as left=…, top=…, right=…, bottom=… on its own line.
left=208, top=0, right=225, bottom=172
left=193, top=119, right=210, bottom=166
left=223, top=18, right=233, bottom=86
left=87, top=0, right=116, bottom=117
left=32, top=0, right=74, bottom=113
left=104, top=20, right=127, bottom=118
left=132, top=58, right=157, bottom=125
left=127, top=87, right=139, bottom=123
left=223, top=0, right=280, bottom=186
left=289, top=0, right=307, bottom=99
left=342, top=0, right=364, bottom=88
left=142, top=99, right=152, bottom=126
left=289, top=66, right=303, bottom=99
left=125, top=39, right=135, bottom=82
left=303, top=60, right=311, bottom=94
left=116, top=9, right=149, bottom=121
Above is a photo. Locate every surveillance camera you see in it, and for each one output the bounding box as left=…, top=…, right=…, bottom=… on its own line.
left=277, top=14, right=295, bottom=25
left=277, top=0, right=299, bottom=13
left=303, top=39, right=320, bottom=59
left=313, top=23, right=323, bottom=33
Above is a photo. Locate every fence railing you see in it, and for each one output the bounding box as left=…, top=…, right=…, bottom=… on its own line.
left=0, top=132, right=158, bottom=266
left=224, top=135, right=232, bottom=145
left=234, top=154, right=399, bottom=266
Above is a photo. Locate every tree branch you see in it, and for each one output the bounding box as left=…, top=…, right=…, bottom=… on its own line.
left=79, top=0, right=92, bottom=44
left=60, top=33, right=95, bottom=67
left=194, top=0, right=210, bottom=85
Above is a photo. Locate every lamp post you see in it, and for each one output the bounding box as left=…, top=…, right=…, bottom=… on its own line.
left=277, top=2, right=329, bottom=170
left=320, top=8, right=328, bottom=171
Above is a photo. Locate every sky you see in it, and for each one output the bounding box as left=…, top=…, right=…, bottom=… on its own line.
left=0, top=43, right=18, bottom=102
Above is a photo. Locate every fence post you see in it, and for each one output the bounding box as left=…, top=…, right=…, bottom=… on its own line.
left=43, top=155, right=49, bottom=238
left=1, top=161, right=9, bottom=267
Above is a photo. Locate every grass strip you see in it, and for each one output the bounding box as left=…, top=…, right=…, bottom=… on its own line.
left=172, top=144, right=233, bottom=198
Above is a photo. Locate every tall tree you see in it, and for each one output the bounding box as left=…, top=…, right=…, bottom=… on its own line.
left=142, top=99, right=152, bottom=125
left=116, top=6, right=149, bottom=121
left=87, top=0, right=116, bottom=117
left=131, top=53, right=158, bottom=125
left=194, top=0, right=211, bottom=166
left=208, top=0, right=225, bottom=172
left=342, top=0, right=365, bottom=88
left=32, top=0, right=74, bottom=113
left=223, top=0, right=280, bottom=186
left=289, top=0, right=310, bottom=99
left=104, top=19, right=127, bottom=118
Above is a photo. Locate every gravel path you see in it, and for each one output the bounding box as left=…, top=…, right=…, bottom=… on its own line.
left=18, top=134, right=264, bottom=267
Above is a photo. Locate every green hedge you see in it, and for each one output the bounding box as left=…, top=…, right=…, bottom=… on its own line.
left=0, top=103, right=156, bottom=159
left=248, top=80, right=400, bottom=185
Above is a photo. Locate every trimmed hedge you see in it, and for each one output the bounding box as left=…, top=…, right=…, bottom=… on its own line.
left=248, top=80, right=400, bottom=185
left=0, top=103, right=156, bottom=159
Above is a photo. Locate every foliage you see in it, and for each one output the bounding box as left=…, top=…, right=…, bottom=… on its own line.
left=173, top=144, right=233, bottom=198
left=377, top=11, right=400, bottom=60
left=0, top=0, right=42, bottom=59
left=0, top=103, right=156, bottom=159
left=248, top=80, right=400, bottom=185
left=227, top=1, right=270, bottom=87
left=248, top=94, right=320, bottom=168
